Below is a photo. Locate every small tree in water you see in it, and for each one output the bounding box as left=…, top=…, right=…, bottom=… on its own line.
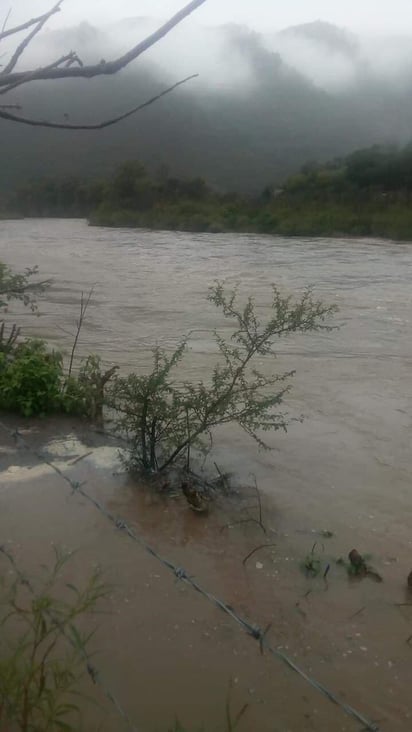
left=109, top=282, right=337, bottom=474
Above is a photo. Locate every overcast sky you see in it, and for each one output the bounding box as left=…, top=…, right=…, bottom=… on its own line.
left=10, top=0, right=412, bottom=35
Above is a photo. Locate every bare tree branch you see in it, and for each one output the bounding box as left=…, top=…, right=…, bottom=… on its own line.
left=68, top=287, right=94, bottom=378
left=0, top=0, right=206, bottom=130
left=0, top=2, right=63, bottom=42
left=2, top=2, right=65, bottom=76
left=0, top=74, right=198, bottom=128
left=0, top=0, right=207, bottom=88
left=0, top=103, right=21, bottom=109
left=0, top=51, right=83, bottom=96
left=1, top=8, right=12, bottom=34
left=64, top=52, right=83, bottom=68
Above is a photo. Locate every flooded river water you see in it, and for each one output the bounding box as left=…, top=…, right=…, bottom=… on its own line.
left=1, top=219, right=412, bottom=731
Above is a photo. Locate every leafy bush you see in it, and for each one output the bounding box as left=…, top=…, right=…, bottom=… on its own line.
left=109, top=282, right=336, bottom=474
left=0, top=339, right=64, bottom=417
left=0, top=261, right=116, bottom=420
left=0, top=261, right=61, bottom=416
left=62, top=355, right=118, bottom=422
left=0, top=261, right=49, bottom=310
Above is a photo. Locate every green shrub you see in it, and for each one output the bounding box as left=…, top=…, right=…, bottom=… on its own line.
left=0, top=339, right=63, bottom=417
left=0, top=262, right=48, bottom=311
left=62, top=355, right=118, bottom=423
left=110, top=282, right=336, bottom=474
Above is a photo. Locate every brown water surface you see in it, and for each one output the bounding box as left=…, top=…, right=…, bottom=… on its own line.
left=1, top=219, right=412, bottom=730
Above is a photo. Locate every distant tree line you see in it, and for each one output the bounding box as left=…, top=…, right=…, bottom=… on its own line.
left=4, top=144, right=412, bottom=239
left=284, top=143, right=412, bottom=199
left=3, top=161, right=248, bottom=231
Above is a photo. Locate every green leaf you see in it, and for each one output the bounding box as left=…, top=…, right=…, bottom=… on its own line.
left=54, top=720, right=73, bottom=730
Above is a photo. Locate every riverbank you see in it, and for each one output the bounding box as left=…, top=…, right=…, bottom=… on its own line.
left=5, top=197, right=412, bottom=242
left=88, top=200, right=412, bottom=241
left=6, top=144, right=412, bottom=242
left=4, top=202, right=412, bottom=241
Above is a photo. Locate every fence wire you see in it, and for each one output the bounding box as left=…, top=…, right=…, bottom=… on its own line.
left=0, top=422, right=380, bottom=732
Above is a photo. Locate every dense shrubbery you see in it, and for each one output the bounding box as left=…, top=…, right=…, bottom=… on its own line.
left=0, top=339, right=112, bottom=418
left=5, top=144, right=412, bottom=239
left=63, top=355, right=118, bottom=422
left=0, top=340, right=63, bottom=416
left=0, top=263, right=115, bottom=419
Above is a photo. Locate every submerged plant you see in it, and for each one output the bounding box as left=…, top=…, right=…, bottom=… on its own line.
left=62, top=355, right=118, bottom=423
left=0, top=547, right=108, bottom=732
left=110, top=282, right=337, bottom=475
left=300, top=542, right=333, bottom=579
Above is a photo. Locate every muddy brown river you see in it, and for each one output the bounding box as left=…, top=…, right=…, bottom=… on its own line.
left=1, top=219, right=412, bottom=731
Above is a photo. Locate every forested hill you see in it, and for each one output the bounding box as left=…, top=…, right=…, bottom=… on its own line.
left=3, top=20, right=412, bottom=194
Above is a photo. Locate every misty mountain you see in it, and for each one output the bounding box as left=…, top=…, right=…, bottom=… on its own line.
left=278, top=21, right=359, bottom=59
left=2, top=19, right=412, bottom=194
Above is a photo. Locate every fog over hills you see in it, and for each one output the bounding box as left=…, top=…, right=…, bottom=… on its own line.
left=2, top=16, right=412, bottom=193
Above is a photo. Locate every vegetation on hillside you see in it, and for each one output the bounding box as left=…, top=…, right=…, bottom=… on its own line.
left=4, top=144, right=412, bottom=239
left=3, top=18, right=412, bottom=197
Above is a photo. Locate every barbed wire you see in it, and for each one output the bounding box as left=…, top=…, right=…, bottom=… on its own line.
left=0, top=421, right=380, bottom=732
left=0, top=542, right=139, bottom=732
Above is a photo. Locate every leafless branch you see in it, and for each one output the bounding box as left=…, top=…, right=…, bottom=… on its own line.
left=37, top=51, right=83, bottom=72
left=221, top=476, right=268, bottom=536
left=0, top=0, right=207, bottom=88
left=0, top=51, right=83, bottom=96
left=185, top=407, right=191, bottom=471
left=0, top=102, right=21, bottom=109
left=1, top=8, right=12, bottom=34
left=68, top=287, right=94, bottom=378
left=1, top=3, right=64, bottom=75
left=0, top=2, right=63, bottom=42
left=0, top=74, right=198, bottom=128
left=0, top=321, right=20, bottom=352
left=242, top=544, right=277, bottom=566
left=225, top=679, right=249, bottom=732
left=251, top=473, right=265, bottom=530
